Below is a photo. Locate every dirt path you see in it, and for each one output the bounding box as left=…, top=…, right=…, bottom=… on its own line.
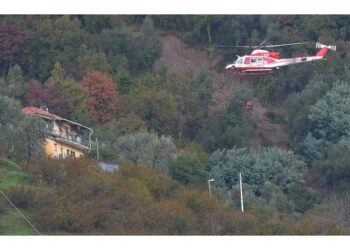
left=157, top=34, right=289, bottom=149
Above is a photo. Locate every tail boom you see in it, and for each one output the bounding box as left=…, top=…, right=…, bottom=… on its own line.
left=315, top=42, right=336, bottom=57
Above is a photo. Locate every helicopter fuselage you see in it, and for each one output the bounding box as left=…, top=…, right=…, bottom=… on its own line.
left=225, top=43, right=336, bottom=77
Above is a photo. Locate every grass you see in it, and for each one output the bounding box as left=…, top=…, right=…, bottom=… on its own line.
left=0, top=209, right=38, bottom=235
left=0, top=157, right=35, bottom=235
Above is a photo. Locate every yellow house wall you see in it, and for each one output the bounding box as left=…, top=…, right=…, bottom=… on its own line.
left=44, top=138, right=85, bottom=158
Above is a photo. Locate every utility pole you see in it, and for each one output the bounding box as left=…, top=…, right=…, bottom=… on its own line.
left=240, top=172, right=244, bottom=212
left=208, top=179, right=214, bottom=196
left=96, top=137, right=99, bottom=161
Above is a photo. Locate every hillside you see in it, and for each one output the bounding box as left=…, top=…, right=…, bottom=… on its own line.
left=157, top=34, right=289, bottom=149
left=1, top=15, right=350, bottom=235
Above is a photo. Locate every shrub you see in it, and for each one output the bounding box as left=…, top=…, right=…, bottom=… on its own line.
left=169, top=154, right=208, bottom=187
left=6, top=185, right=36, bottom=209
left=0, top=197, right=7, bottom=213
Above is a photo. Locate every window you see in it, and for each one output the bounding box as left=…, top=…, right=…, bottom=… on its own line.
left=250, top=58, right=257, bottom=63
left=234, top=57, right=243, bottom=65
left=54, top=144, right=57, bottom=153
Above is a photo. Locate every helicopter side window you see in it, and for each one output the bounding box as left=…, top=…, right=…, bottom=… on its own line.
left=250, top=58, right=257, bottom=64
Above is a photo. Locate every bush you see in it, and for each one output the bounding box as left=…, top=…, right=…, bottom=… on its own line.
left=169, top=154, right=208, bottom=187
left=54, top=198, right=111, bottom=232
left=218, top=211, right=258, bottom=235
left=167, top=214, right=192, bottom=235
left=6, top=185, right=36, bottom=209
left=0, top=197, right=7, bottom=213
left=295, top=213, right=347, bottom=235
left=287, top=185, right=322, bottom=213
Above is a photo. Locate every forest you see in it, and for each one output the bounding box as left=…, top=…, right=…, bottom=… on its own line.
left=1, top=15, right=350, bottom=235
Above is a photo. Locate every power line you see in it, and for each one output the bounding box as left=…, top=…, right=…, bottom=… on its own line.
left=0, top=190, right=41, bottom=235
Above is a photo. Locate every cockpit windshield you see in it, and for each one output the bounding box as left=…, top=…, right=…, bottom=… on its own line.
left=234, top=57, right=243, bottom=65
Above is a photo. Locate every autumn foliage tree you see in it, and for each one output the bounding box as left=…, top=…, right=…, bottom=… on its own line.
left=81, top=71, right=118, bottom=123
left=25, top=80, right=71, bottom=117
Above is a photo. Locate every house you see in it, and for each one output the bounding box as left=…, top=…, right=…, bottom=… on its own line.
left=22, top=107, right=93, bottom=159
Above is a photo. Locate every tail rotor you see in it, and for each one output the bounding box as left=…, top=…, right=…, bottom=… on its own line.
left=316, top=42, right=336, bottom=52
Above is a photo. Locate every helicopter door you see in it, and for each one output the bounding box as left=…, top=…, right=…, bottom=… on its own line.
left=250, top=58, right=257, bottom=66
left=257, top=58, right=263, bottom=66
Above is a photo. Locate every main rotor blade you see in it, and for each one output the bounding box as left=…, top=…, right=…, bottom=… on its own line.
left=217, top=45, right=254, bottom=48
left=257, top=38, right=269, bottom=49
left=216, top=42, right=309, bottom=49
left=205, top=47, right=236, bottom=54
left=262, top=42, right=309, bottom=48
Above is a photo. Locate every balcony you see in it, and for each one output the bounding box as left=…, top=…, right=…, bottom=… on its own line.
left=49, top=130, right=90, bottom=150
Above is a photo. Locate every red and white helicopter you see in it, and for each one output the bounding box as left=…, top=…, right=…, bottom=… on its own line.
left=223, top=41, right=336, bottom=76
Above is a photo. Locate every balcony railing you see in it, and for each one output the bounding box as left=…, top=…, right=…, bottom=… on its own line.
left=49, top=130, right=90, bottom=148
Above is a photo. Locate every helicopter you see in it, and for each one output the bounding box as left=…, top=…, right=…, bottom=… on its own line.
left=221, top=41, right=336, bottom=77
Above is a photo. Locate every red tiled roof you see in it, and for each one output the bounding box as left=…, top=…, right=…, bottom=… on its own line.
left=22, top=106, right=92, bottom=131
left=22, top=107, right=58, bottom=119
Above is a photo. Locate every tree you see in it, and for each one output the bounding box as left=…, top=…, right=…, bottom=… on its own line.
left=98, top=23, right=135, bottom=73
left=308, top=81, right=350, bottom=143
left=17, top=115, right=46, bottom=167
left=24, top=79, right=71, bottom=118
left=114, top=132, right=177, bottom=173
left=78, top=15, right=113, bottom=33
left=284, top=75, right=332, bottom=147
left=300, top=81, right=350, bottom=171
left=164, top=70, right=212, bottom=140
left=77, top=47, right=111, bottom=76
left=138, top=16, right=161, bottom=70
left=25, top=16, right=87, bottom=80
left=0, top=95, right=24, bottom=157
left=169, top=154, right=208, bottom=187
left=0, top=64, right=27, bottom=99
left=0, top=95, right=45, bottom=163
left=130, top=88, right=182, bottom=137
left=81, top=71, right=118, bottom=123
left=209, top=147, right=305, bottom=195
left=24, top=63, right=91, bottom=123
left=0, top=24, right=26, bottom=75
left=313, top=141, right=350, bottom=187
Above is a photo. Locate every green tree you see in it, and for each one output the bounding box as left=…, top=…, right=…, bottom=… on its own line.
left=130, top=88, right=182, bottom=137
left=77, top=47, right=111, bottom=76
left=0, top=95, right=45, bottom=163
left=313, top=141, right=350, bottom=187
left=2, top=64, right=27, bottom=99
left=25, top=16, right=87, bottom=81
left=164, top=71, right=212, bottom=140
left=114, top=132, right=177, bottom=173
left=169, top=154, right=208, bottom=187
left=210, top=147, right=305, bottom=195
left=138, top=16, right=161, bottom=70
left=18, top=115, right=46, bottom=167
left=300, top=81, right=350, bottom=169
left=0, top=95, right=24, bottom=157
left=308, top=81, right=350, bottom=142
